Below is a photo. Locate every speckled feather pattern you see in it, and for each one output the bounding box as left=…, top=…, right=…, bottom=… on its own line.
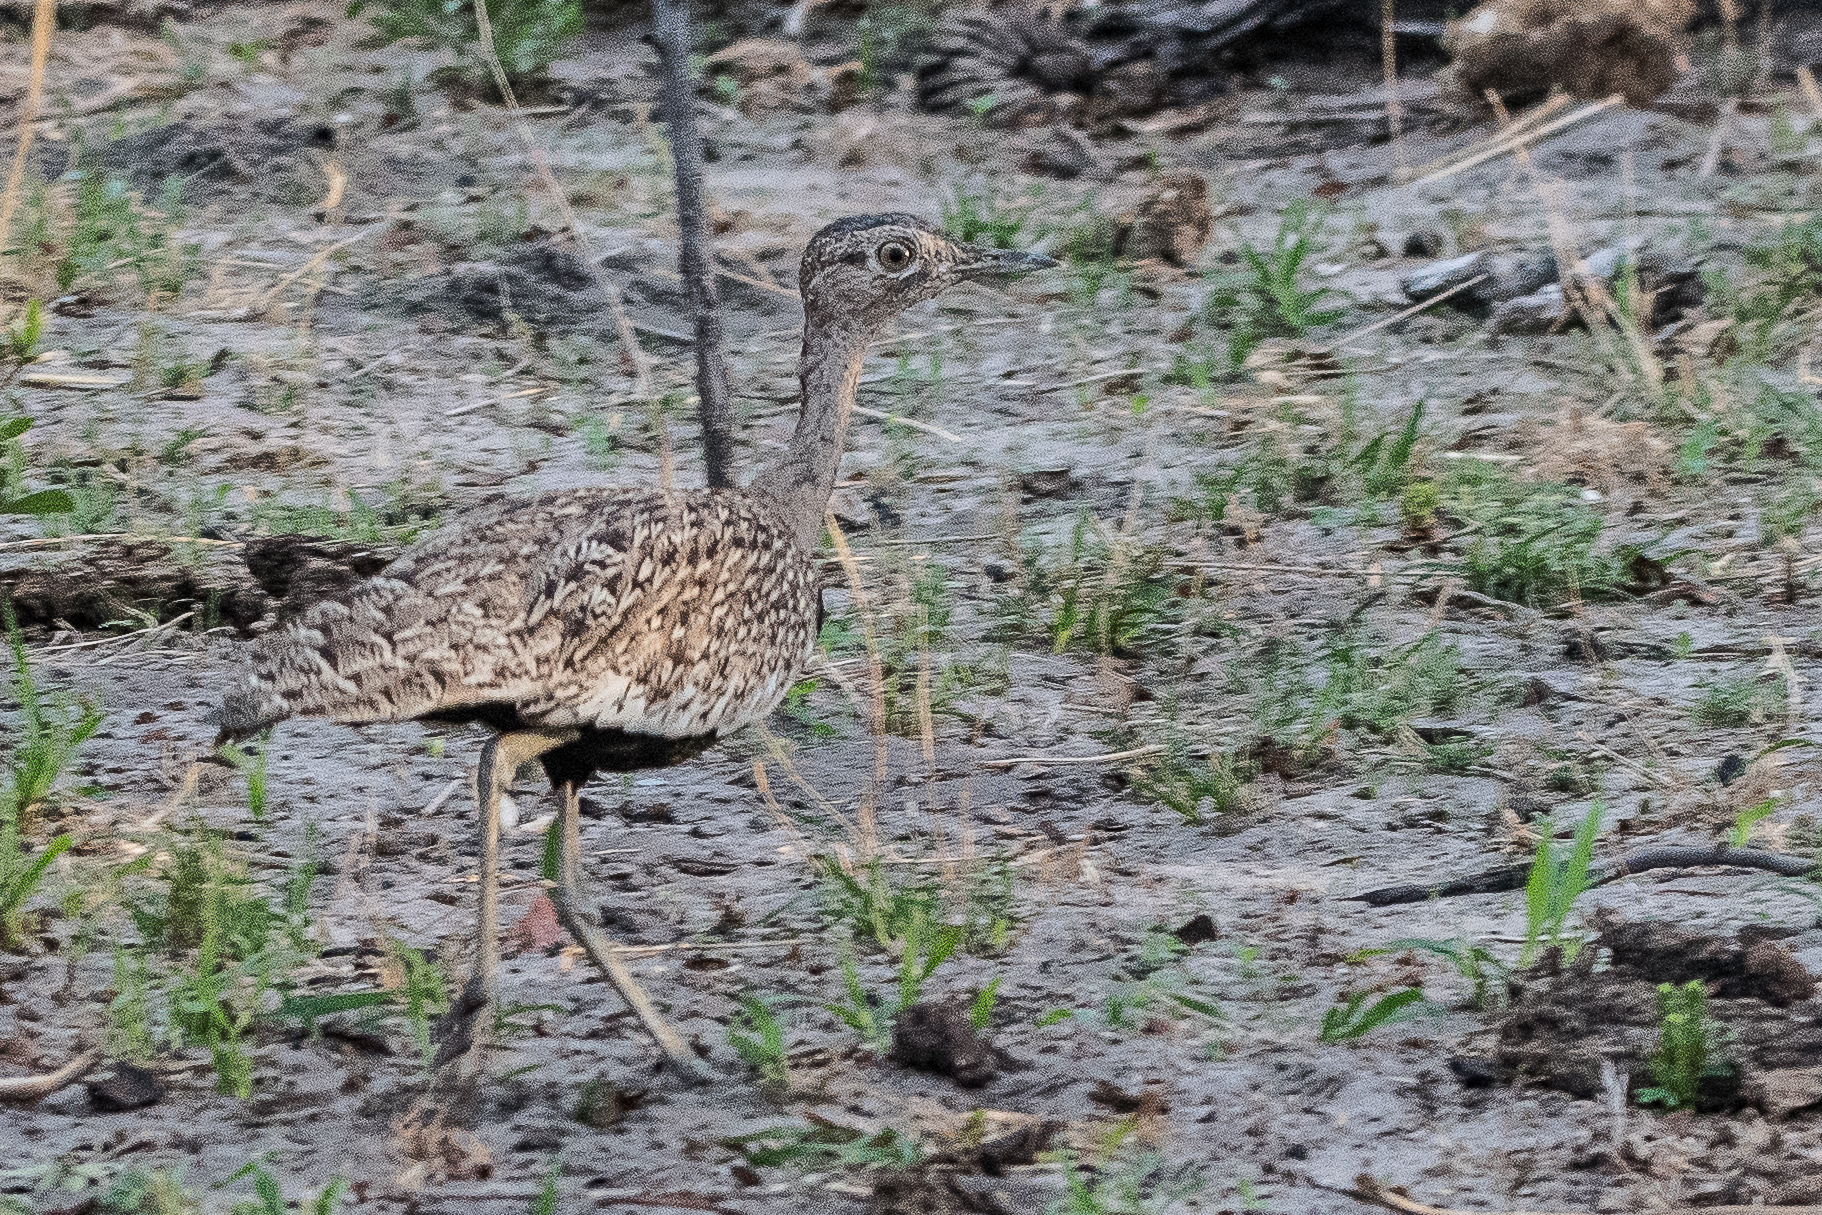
left=217, top=488, right=818, bottom=740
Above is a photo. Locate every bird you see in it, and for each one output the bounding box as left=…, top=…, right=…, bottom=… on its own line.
left=213, top=213, right=1055, bottom=1082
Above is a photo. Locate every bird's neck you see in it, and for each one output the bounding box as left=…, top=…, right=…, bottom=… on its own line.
left=751, top=308, right=873, bottom=545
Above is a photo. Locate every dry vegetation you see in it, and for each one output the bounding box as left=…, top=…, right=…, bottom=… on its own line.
left=6, top=0, right=1822, bottom=1213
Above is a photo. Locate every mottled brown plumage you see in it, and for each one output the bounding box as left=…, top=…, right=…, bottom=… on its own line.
left=213, top=214, right=1053, bottom=1083
left=219, top=489, right=817, bottom=763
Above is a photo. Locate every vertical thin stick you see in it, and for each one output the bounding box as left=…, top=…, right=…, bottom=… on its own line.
left=651, top=0, right=737, bottom=489
left=1380, top=0, right=1405, bottom=175
left=824, top=512, right=883, bottom=856
left=0, top=0, right=57, bottom=264
left=470, top=0, right=654, bottom=402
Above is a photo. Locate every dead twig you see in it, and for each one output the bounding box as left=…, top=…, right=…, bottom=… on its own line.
left=1331, top=274, right=1488, bottom=346
left=1348, top=844, right=1818, bottom=907
left=1700, top=98, right=1738, bottom=179
left=850, top=404, right=962, bottom=442
left=652, top=0, right=735, bottom=488
left=0, top=1051, right=97, bottom=1102
left=1400, top=95, right=1619, bottom=188
left=1396, top=93, right=1570, bottom=183
left=979, top=745, right=1165, bottom=768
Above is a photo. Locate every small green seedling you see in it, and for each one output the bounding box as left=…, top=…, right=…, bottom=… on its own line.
left=217, top=733, right=272, bottom=822
left=0, top=415, right=76, bottom=517
left=970, top=977, right=1001, bottom=1031
left=529, top=1161, right=560, bottom=1215
left=1637, top=981, right=1724, bottom=1110
left=725, top=1122, right=922, bottom=1171
left=827, top=906, right=963, bottom=1048
left=1201, top=201, right=1343, bottom=368
left=1049, top=1149, right=1203, bottom=1215
left=1318, top=987, right=1429, bottom=1043
left=1521, top=801, right=1604, bottom=966
left=1352, top=937, right=1508, bottom=1010
left=1, top=300, right=44, bottom=385
left=1, top=613, right=100, bottom=946
left=728, top=993, right=790, bottom=1091
left=354, top=0, right=583, bottom=85
left=225, top=1162, right=347, bottom=1215
left=1727, top=797, right=1779, bottom=848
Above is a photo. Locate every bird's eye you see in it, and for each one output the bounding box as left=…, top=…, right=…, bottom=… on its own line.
left=876, top=240, right=913, bottom=272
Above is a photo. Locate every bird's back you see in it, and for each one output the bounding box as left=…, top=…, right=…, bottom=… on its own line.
left=217, top=488, right=820, bottom=742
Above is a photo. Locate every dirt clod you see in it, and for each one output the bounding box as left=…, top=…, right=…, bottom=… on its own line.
left=379, top=240, right=609, bottom=337
left=1088, top=1078, right=1171, bottom=1116
left=1173, top=913, right=1218, bottom=946
left=1114, top=173, right=1214, bottom=266
left=866, top=1170, right=1012, bottom=1215
left=85, top=1062, right=164, bottom=1112
left=890, top=998, right=998, bottom=1088
left=1498, top=919, right=1822, bottom=1106
left=1442, top=0, right=1697, bottom=105
left=1601, top=919, right=1818, bottom=1006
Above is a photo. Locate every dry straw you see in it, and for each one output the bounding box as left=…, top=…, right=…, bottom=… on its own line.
left=0, top=0, right=56, bottom=272
left=470, top=0, right=655, bottom=403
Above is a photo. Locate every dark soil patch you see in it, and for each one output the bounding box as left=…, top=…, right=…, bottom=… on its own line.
left=865, top=1122, right=1059, bottom=1214
left=889, top=997, right=999, bottom=1088
left=0, top=539, right=268, bottom=635
left=1495, top=917, right=1822, bottom=1110
left=98, top=118, right=337, bottom=206
left=373, top=239, right=611, bottom=336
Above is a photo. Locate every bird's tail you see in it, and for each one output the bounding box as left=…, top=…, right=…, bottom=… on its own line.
left=211, top=669, right=290, bottom=746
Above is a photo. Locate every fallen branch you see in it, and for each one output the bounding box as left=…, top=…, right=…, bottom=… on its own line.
left=1349, top=845, right=1819, bottom=907
left=1329, top=1171, right=1822, bottom=1215
left=0, top=1051, right=97, bottom=1102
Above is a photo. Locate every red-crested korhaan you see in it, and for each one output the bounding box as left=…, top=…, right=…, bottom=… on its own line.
left=215, top=214, right=1054, bottom=1081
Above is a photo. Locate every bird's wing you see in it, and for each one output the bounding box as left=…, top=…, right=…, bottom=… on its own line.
left=216, top=489, right=817, bottom=740
left=514, top=492, right=820, bottom=737
left=215, top=494, right=579, bottom=734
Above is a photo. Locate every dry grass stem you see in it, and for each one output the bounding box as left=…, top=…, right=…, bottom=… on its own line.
left=1380, top=0, right=1404, bottom=173
left=471, top=0, right=655, bottom=400
left=1335, top=273, right=1489, bottom=345
left=0, top=0, right=55, bottom=268
left=849, top=405, right=963, bottom=442
left=979, top=745, right=1165, bottom=768
left=1401, top=94, right=1617, bottom=188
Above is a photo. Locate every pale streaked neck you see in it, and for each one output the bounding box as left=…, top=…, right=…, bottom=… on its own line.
left=750, top=307, right=875, bottom=546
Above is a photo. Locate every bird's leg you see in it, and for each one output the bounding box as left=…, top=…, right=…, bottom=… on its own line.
left=462, top=728, right=577, bottom=1070
left=558, top=779, right=585, bottom=898
left=550, top=781, right=714, bottom=1086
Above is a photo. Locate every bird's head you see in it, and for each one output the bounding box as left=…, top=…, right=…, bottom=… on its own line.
left=798, top=213, right=1055, bottom=327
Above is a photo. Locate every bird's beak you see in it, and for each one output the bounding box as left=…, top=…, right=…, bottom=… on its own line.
left=957, top=246, right=1059, bottom=280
